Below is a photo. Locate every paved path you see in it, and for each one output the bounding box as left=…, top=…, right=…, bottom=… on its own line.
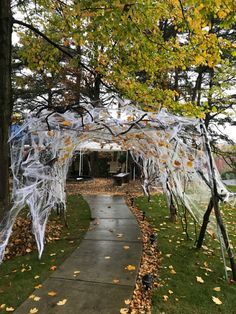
left=15, top=195, right=142, bottom=314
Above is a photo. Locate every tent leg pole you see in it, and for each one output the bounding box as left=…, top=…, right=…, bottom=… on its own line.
left=213, top=196, right=236, bottom=281
left=201, top=123, right=236, bottom=281
left=196, top=197, right=213, bottom=248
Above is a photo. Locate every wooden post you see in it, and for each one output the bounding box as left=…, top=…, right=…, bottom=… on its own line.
left=196, top=198, right=213, bottom=248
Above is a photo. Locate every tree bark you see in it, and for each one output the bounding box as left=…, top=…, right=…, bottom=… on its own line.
left=0, top=1, right=12, bottom=218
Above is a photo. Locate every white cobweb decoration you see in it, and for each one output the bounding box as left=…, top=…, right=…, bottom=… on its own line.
left=0, top=104, right=235, bottom=262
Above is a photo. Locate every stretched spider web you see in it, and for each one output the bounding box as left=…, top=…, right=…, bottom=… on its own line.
left=0, top=104, right=235, bottom=262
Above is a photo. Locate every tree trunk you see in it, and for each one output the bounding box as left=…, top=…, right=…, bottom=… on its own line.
left=0, top=1, right=12, bottom=219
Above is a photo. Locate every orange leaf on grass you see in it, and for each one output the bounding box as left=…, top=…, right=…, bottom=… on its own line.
left=50, top=265, right=57, bottom=271
left=6, top=307, right=15, bottom=312
left=34, top=284, right=43, bottom=289
left=196, top=276, right=204, bottom=283
left=212, top=296, right=222, bottom=305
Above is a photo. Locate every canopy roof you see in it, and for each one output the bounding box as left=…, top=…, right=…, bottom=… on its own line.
left=76, top=140, right=123, bottom=152
left=1, top=104, right=235, bottom=264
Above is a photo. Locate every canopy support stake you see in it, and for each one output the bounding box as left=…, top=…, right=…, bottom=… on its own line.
left=201, top=123, right=236, bottom=281
left=196, top=197, right=213, bottom=248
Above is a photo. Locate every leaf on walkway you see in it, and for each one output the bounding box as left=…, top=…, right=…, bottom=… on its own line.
left=33, top=296, right=41, bottom=301
left=123, top=246, right=130, bottom=250
left=126, top=265, right=136, bottom=271
left=120, top=308, right=129, bottom=314
left=112, top=279, right=120, bottom=284
left=124, top=299, right=131, bottom=305
left=116, top=234, right=123, bottom=238
left=29, top=308, right=38, bottom=313
left=48, top=291, right=57, bottom=297
left=213, top=287, right=221, bottom=292
left=212, top=296, right=222, bottom=305
left=196, top=276, right=204, bottom=283
left=57, top=299, right=67, bottom=306
left=104, top=256, right=111, bottom=259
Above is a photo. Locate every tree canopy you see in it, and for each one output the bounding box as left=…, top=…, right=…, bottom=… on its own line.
left=13, top=0, right=236, bottom=120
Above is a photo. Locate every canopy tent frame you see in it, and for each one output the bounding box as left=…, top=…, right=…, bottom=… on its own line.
left=1, top=105, right=236, bottom=280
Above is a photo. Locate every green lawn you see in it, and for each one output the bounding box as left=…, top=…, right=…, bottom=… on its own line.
left=135, top=189, right=236, bottom=314
left=0, top=194, right=91, bottom=310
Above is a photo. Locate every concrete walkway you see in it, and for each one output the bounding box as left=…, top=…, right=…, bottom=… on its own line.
left=15, top=195, right=142, bottom=314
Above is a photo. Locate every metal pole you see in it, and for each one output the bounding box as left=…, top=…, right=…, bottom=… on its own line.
left=125, top=150, right=128, bottom=173
left=79, top=150, right=82, bottom=176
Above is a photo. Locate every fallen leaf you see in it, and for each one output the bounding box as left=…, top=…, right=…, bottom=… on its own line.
left=29, top=308, right=38, bottom=313
left=104, top=256, right=111, bottom=259
left=163, top=295, right=169, bottom=302
left=165, top=254, right=172, bottom=258
left=50, top=265, right=57, bottom=271
left=29, top=295, right=35, bottom=299
left=226, top=266, right=231, bottom=271
left=124, top=299, right=131, bottom=305
left=34, top=284, right=43, bottom=289
left=112, top=279, right=120, bottom=284
left=34, top=275, right=40, bottom=279
left=50, top=253, right=56, bottom=256
left=126, top=265, right=136, bottom=271
left=73, top=271, right=80, bottom=274
left=57, top=299, right=67, bottom=306
left=123, top=246, right=130, bottom=250
left=168, top=290, right=173, bottom=294
left=0, top=304, right=6, bottom=309
left=170, top=269, right=176, bottom=275
left=196, top=276, right=204, bottom=284
left=33, top=296, right=41, bottom=301
left=213, top=287, right=221, bottom=292
left=6, top=307, right=15, bottom=312
left=48, top=291, right=57, bottom=297
left=120, top=308, right=129, bottom=314
left=212, top=296, right=222, bottom=305
left=116, top=234, right=123, bottom=238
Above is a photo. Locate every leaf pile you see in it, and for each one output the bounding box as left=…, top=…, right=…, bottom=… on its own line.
left=124, top=194, right=161, bottom=314
left=67, top=178, right=145, bottom=196
left=4, top=216, right=63, bottom=260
